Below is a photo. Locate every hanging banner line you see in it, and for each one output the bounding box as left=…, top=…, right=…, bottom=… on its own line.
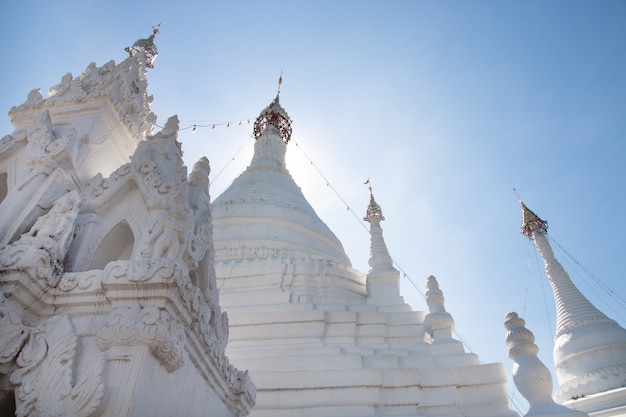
left=155, top=118, right=254, bottom=132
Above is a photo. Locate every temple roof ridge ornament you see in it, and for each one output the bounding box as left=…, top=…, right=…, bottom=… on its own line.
left=253, top=85, right=292, bottom=144
left=125, top=24, right=161, bottom=69
left=363, top=179, right=385, bottom=222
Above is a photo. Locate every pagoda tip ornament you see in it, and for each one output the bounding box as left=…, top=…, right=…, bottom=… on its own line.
left=520, top=200, right=548, bottom=238
left=364, top=180, right=385, bottom=222
left=125, top=24, right=161, bottom=68
left=253, top=93, right=292, bottom=144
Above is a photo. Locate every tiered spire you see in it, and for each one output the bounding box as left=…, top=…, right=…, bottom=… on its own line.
left=362, top=183, right=401, bottom=304
left=520, top=201, right=626, bottom=403
left=363, top=182, right=393, bottom=270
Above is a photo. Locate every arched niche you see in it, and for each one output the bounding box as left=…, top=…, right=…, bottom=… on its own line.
left=88, top=220, right=134, bottom=270
left=0, top=172, right=7, bottom=205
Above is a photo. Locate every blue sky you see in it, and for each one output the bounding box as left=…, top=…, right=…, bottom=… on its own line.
left=2, top=1, right=625, bottom=412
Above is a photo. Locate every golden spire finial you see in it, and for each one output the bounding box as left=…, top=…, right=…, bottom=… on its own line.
left=363, top=179, right=384, bottom=222
left=515, top=189, right=548, bottom=238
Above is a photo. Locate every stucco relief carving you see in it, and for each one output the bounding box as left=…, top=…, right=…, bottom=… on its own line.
left=97, top=305, right=185, bottom=372
left=2, top=190, right=81, bottom=287
left=0, top=128, right=27, bottom=156
left=102, top=259, right=182, bottom=285
left=10, top=315, right=105, bottom=417
left=18, top=190, right=80, bottom=261
left=57, top=270, right=102, bottom=293
left=82, top=164, right=133, bottom=202
left=0, top=294, right=29, bottom=383
left=0, top=52, right=256, bottom=414
left=11, top=56, right=156, bottom=139
left=139, top=211, right=188, bottom=261
left=0, top=110, right=77, bottom=248
left=133, top=115, right=188, bottom=211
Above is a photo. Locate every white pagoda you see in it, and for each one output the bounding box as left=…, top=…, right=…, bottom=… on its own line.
left=210, top=94, right=519, bottom=417
left=518, top=203, right=626, bottom=416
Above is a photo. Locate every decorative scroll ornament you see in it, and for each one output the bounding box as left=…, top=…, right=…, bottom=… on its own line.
left=10, top=315, right=105, bottom=417
left=520, top=201, right=548, bottom=238
left=253, top=94, right=292, bottom=144
left=125, top=24, right=160, bottom=68
left=97, top=305, right=185, bottom=373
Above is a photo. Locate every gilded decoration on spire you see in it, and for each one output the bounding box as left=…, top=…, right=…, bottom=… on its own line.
left=364, top=180, right=385, bottom=222
left=253, top=93, right=292, bottom=144
left=125, top=24, right=161, bottom=68
left=520, top=201, right=548, bottom=238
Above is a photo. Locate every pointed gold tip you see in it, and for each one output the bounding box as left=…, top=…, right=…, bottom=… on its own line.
left=520, top=201, right=548, bottom=238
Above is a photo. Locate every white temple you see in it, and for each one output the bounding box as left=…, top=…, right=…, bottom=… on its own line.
left=0, top=30, right=624, bottom=417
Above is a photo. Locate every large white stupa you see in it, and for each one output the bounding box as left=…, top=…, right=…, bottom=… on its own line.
left=210, top=93, right=520, bottom=417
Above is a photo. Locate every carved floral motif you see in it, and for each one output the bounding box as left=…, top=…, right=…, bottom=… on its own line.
left=97, top=305, right=185, bottom=372
left=0, top=294, right=29, bottom=377
left=10, top=315, right=105, bottom=417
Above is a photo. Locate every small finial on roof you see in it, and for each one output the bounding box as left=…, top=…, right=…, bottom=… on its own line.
left=277, top=70, right=283, bottom=96
left=125, top=23, right=161, bottom=68
left=363, top=179, right=385, bottom=222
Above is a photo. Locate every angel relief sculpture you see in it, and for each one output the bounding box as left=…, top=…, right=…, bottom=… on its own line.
left=19, top=190, right=81, bottom=261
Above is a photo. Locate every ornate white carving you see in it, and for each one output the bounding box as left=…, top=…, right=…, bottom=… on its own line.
left=0, top=53, right=256, bottom=415
left=139, top=211, right=188, bottom=261
left=57, top=270, right=102, bottom=293
left=1, top=191, right=80, bottom=287
left=187, top=157, right=213, bottom=289
left=0, top=128, right=28, bottom=156
left=97, top=305, right=185, bottom=372
left=0, top=294, right=29, bottom=380
left=10, top=55, right=156, bottom=139
left=10, top=315, right=105, bottom=417
left=137, top=116, right=185, bottom=181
